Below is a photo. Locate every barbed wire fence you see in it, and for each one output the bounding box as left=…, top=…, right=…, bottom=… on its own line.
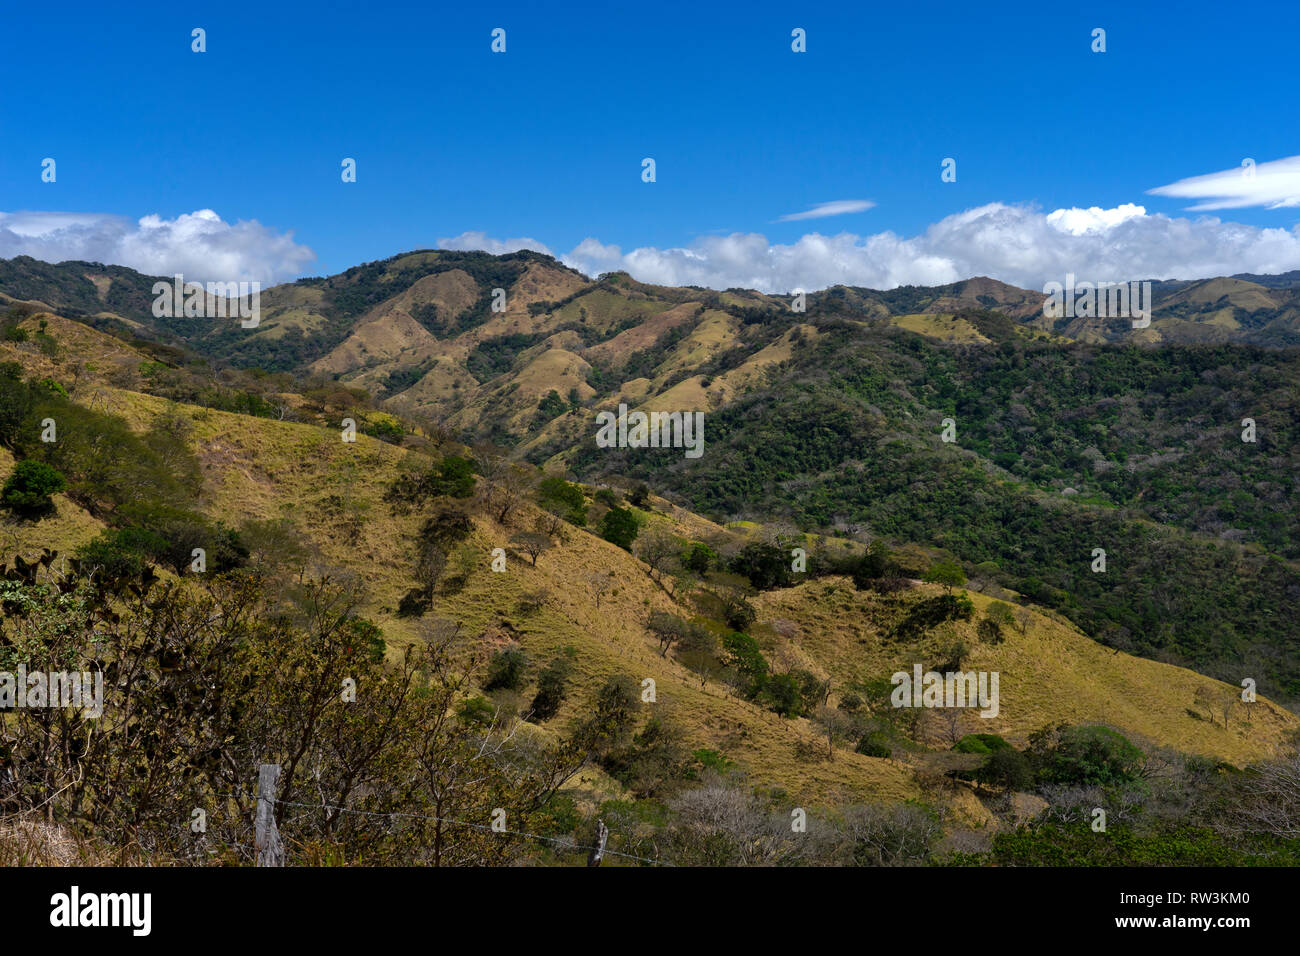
left=253, top=763, right=671, bottom=868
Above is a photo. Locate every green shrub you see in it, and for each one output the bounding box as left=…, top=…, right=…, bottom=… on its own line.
left=1032, top=724, right=1145, bottom=786
left=483, top=648, right=528, bottom=692
left=856, top=733, right=892, bottom=758
left=682, top=541, right=716, bottom=574
left=599, top=506, right=640, bottom=551
left=538, top=475, right=587, bottom=525
left=1, top=459, right=66, bottom=518
left=954, top=733, right=1013, bottom=755
left=976, top=746, right=1034, bottom=790
left=529, top=656, right=571, bottom=722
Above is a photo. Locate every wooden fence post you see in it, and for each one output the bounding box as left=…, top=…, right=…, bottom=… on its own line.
left=587, top=818, right=608, bottom=867
left=255, top=763, right=285, bottom=867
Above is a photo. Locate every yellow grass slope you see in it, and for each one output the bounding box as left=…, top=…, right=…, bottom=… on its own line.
left=756, top=578, right=1296, bottom=766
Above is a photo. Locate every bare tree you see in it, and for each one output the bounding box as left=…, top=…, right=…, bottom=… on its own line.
left=474, top=447, right=537, bottom=526
left=1228, top=754, right=1300, bottom=839
left=648, top=610, right=690, bottom=658
left=635, top=525, right=679, bottom=582
left=534, top=511, right=568, bottom=542
left=510, top=531, right=553, bottom=567
left=586, top=571, right=613, bottom=608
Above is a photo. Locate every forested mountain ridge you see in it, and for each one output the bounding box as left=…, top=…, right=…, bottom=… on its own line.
left=2, top=295, right=1299, bottom=867
left=2, top=251, right=1298, bottom=702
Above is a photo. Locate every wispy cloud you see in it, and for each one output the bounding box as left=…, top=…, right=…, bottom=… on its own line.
left=1148, top=155, right=1300, bottom=210
left=776, top=199, right=876, bottom=222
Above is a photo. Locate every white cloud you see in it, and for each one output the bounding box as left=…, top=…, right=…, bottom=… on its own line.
left=552, top=203, right=1300, bottom=292
left=437, top=230, right=553, bottom=256
left=1148, top=155, right=1300, bottom=211
left=0, top=209, right=314, bottom=284
left=1045, top=203, right=1148, bottom=235
left=776, top=199, right=876, bottom=222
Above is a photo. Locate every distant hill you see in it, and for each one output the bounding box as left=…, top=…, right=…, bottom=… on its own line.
left=3, top=250, right=1300, bottom=704
left=4, top=270, right=1300, bottom=867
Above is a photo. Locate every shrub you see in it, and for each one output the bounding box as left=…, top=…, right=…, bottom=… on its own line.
left=855, top=732, right=892, bottom=758
left=761, top=672, right=803, bottom=717
left=529, top=657, right=571, bottom=722
left=1, top=459, right=66, bottom=518
left=483, top=648, right=528, bottom=692
left=74, top=527, right=165, bottom=580
left=722, top=631, right=769, bottom=698
left=954, top=733, right=1013, bottom=755
left=599, top=506, right=640, bottom=551
left=729, top=541, right=793, bottom=590
left=538, top=475, right=587, bottom=525
left=976, top=747, right=1034, bottom=790
left=1032, top=724, right=1145, bottom=786
left=924, top=560, right=967, bottom=593
left=682, top=541, right=716, bottom=574
left=976, top=618, right=1004, bottom=644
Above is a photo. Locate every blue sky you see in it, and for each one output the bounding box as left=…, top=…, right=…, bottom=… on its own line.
left=3, top=0, right=1300, bottom=290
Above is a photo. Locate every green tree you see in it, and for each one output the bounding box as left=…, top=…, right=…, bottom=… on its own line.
left=722, top=631, right=769, bottom=698
left=682, top=541, right=717, bottom=574
left=599, top=506, right=640, bottom=551
left=483, top=647, right=528, bottom=692
left=1032, top=724, right=1144, bottom=786
left=529, top=656, right=571, bottom=722
left=1, top=459, right=66, bottom=518
left=924, top=560, right=967, bottom=594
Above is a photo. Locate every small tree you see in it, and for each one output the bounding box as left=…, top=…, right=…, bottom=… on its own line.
left=529, top=656, right=572, bottom=722
left=1, top=460, right=66, bottom=519
left=635, top=525, right=679, bottom=581
left=924, top=560, right=966, bottom=594
left=986, top=601, right=1016, bottom=629
left=976, top=746, right=1034, bottom=791
left=510, top=531, right=553, bottom=567
left=647, top=610, right=690, bottom=657
left=628, top=482, right=651, bottom=508
left=682, top=541, right=716, bottom=574
left=585, top=571, right=613, bottom=608
left=1014, top=606, right=1033, bottom=635
left=599, top=506, right=640, bottom=551
left=483, top=647, right=528, bottom=692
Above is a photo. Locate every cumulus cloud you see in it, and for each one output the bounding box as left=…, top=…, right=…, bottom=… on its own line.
left=540, top=203, right=1300, bottom=293
left=1148, top=155, right=1300, bottom=211
left=0, top=209, right=314, bottom=284
left=437, top=230, right=553, bottom=256
left=776, top=199, right=876, bottom=222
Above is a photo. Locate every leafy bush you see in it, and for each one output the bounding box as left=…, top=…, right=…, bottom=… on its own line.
left=529, top=656, right=571, bottom=722
left=954, top=733, right=1013, bottom=755
left=682, top=541, right=717, bottom=574
left=1, top=459, right=66, bottom=518
left=538, top=475, right=587, bottom=525
left=483, top=648, right=528, bottom=692
left=729, top=541, right=793, bottom=590
left=976, top=746, right=1034, bottom=790
left=855, top=733, right=892, bottom=758
left=1031, top=724, right=1145, bottom=786
left=722, top=631, right=769, bottom=699
left=599, top=506, right=640, bottom=551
